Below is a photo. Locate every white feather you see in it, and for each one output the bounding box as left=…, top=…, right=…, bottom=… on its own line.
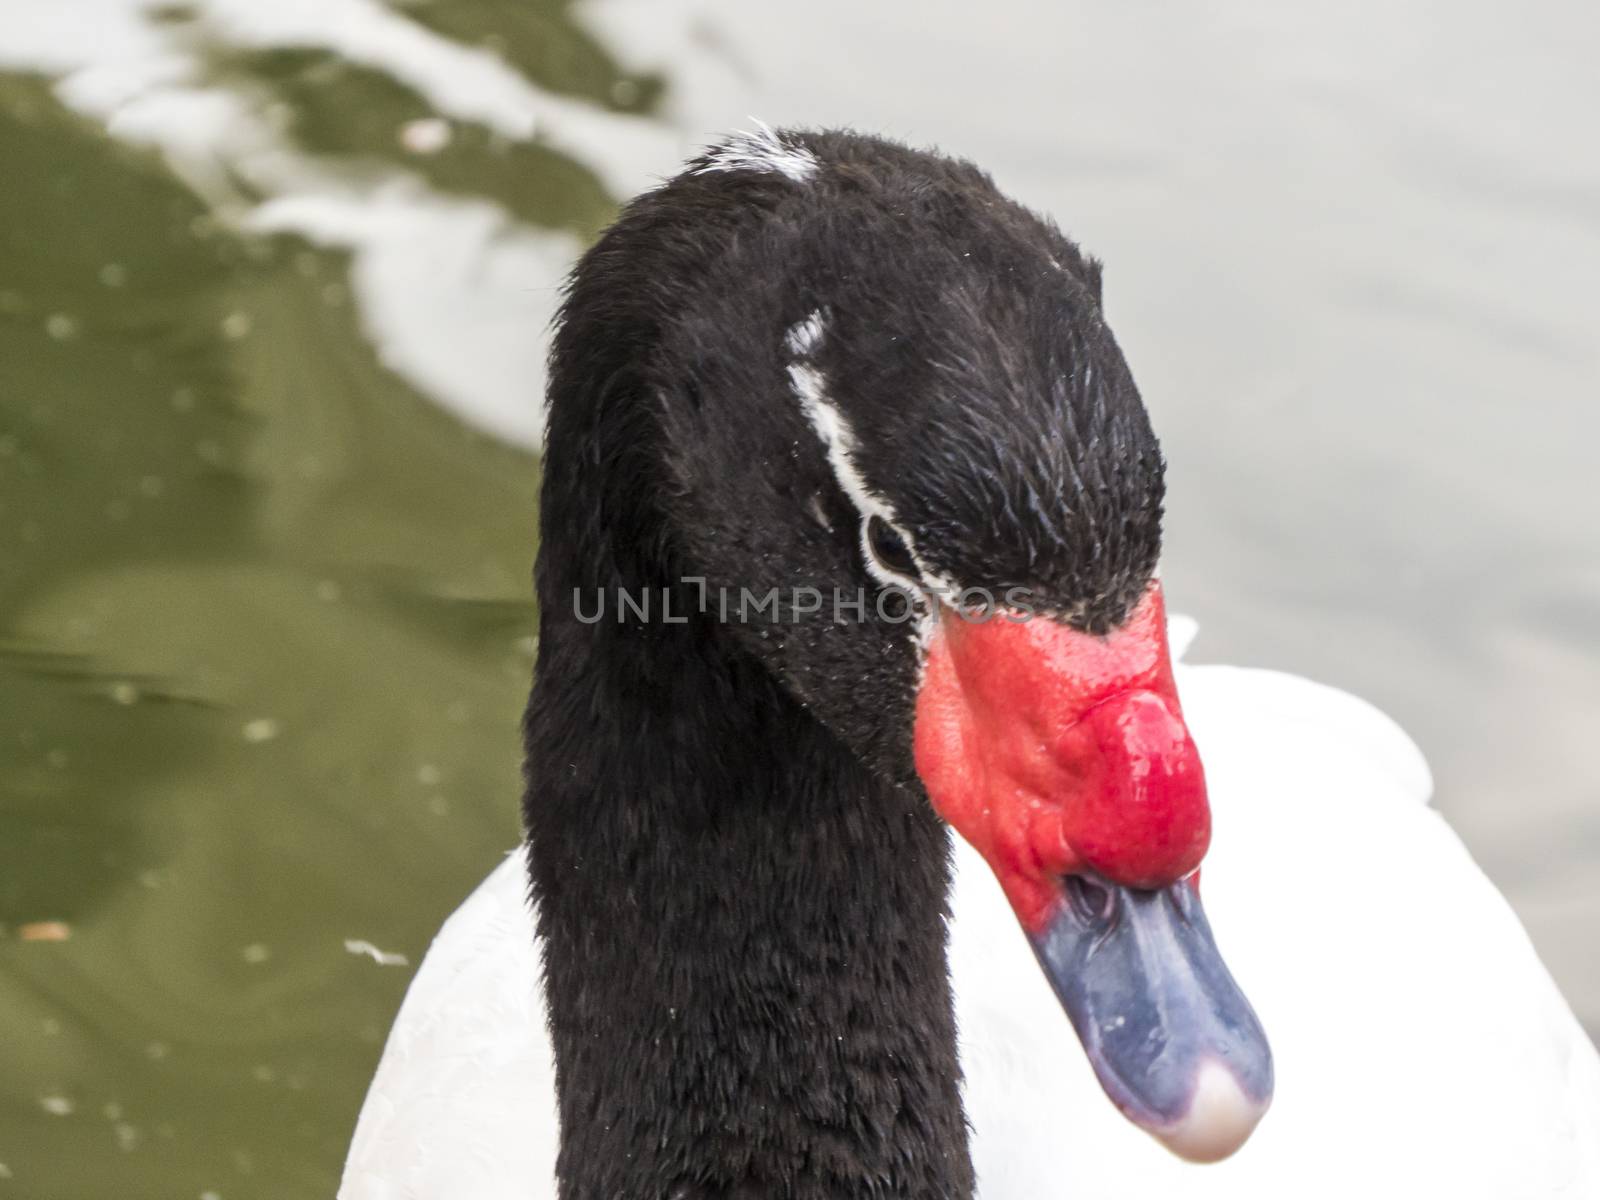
left=339, top=623, right=1600, bottom=1199
left=694, top=120, right=819, bottom=183
left=785, top=313, right=959, bottom=625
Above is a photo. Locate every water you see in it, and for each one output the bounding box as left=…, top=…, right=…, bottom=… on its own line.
left=0, top=2, right=1595, bottom=1195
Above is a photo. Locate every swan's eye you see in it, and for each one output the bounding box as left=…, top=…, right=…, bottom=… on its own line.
left=864, top=514, right=920, bottom=581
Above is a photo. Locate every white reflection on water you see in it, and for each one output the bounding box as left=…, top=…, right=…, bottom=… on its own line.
left=0, top=0, right=688, bottom=451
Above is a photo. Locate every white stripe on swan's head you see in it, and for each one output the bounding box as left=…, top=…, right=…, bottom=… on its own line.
left=783, top=312, right=957, bottom=611
left=695, top=120, right=819, bottom=183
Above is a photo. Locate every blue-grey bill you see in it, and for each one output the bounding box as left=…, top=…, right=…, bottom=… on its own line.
left=1027, top=878, right=1274, bottom=1162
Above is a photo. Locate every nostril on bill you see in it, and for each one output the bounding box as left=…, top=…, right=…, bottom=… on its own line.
left=1064, top=873, right=1115, bottom=925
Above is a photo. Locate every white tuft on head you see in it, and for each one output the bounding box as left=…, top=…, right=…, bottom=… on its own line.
left=1153, top=1059, right=1270, bottom=1164
left=695, top=120, right=819, bottom=183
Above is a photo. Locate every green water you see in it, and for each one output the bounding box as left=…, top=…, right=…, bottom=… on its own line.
left=0, top=6, right=653, bottom=1191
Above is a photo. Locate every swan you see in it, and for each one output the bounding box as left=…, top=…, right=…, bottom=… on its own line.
left=338, top=127, right=1600, bottom=1199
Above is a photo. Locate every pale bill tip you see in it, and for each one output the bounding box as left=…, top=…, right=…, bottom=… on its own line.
left=1152, top=1059, right=1270, bottom=1164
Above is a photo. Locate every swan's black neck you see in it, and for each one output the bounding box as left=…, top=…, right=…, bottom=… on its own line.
left=525, top=611, right=970, bottom=1199
left=516, top=123, right=1143, bottom=1198
left=522, top=148, right=975, bottom=1193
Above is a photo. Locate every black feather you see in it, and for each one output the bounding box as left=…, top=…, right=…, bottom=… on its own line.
left=524, top=127, right=1165, bottom=1199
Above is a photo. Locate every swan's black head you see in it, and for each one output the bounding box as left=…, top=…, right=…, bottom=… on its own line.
left=559, top=130, right=1162, bottom=777
left=538, top=126, right=1270, bottom=1162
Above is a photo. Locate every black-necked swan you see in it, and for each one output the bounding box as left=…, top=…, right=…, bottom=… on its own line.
left=339, top=127, right=1600, bottom=1200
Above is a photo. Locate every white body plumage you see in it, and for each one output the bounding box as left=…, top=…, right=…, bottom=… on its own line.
left=340, top=629, right=1600, bottom=1199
